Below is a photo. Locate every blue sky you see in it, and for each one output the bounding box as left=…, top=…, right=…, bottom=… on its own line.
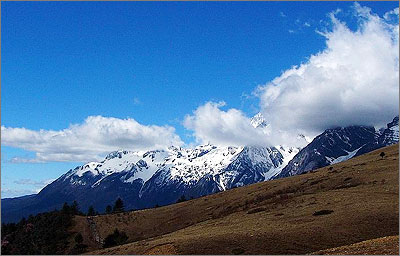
left=2, top=1, right=399, bottom=198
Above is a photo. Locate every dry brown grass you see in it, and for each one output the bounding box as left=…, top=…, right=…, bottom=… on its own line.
left=312, top=235, right=399, bottom=255
left=77, top=144, right=398, bottom=255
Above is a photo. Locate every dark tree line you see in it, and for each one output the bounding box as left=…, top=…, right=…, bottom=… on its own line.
left=1, top=201, right=84, bottom=255
left=2, top=196, right=195, bottom=254
left=84, top=197, right=126, bottom=217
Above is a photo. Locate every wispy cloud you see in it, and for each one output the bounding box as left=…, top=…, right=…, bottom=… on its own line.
left=133, top=97, right=141, bottom=105
left=1, top=188, right=37, bottom=198
left=14, top=178, right=54, bottom=187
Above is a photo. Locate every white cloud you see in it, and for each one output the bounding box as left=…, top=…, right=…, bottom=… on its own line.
left=183, top=102, right=271, bottom=147
left=2, top=116, right=183, bottom=163
left=256, top=3, right=399, bottom=135
left=280, top=11, right=286, bottom=18
left=384, top=7, right=399, bottom=21
left=183, top=102, right=310, bottom=148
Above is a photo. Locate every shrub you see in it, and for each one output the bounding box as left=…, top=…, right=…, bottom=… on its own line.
left=232, top=248, right=245, bottom=254
left=176, top=195, right=187, bottom=203
left=75, top=233, right=83, bottom=244
left=103, top=229, right=128, bottom=248
left=313, top=209, right=334, bottom=216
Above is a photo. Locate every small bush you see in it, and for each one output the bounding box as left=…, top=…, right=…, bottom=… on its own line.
left=313, top=209, right=334, bottom=216
left=103, top=229, right=128, bottom=248
left=176, top=195, right=187, bottom=203
left=74, top=233, right=83, bottom=244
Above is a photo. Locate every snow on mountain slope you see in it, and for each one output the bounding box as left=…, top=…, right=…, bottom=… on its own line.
left=264, top=146, right=299, bottom=180
left=59, top=113, right=299, bottom=192
left=330, top=146, right=362, bottom=164
left=62, top=142, right=294, bottom=192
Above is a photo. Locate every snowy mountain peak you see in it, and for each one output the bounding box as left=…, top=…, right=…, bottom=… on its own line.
left=387, top=116, right=399, bottom=129
left=378, top=115, right=399, bottom=146
left=105, top=150, right=131, bottom=160
left=250, top=113, right=268, bottom=128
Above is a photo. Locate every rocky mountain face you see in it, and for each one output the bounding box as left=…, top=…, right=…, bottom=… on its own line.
left=2, top=115, right=398, bottom=223
left=276, top=116, right=399, bottom=178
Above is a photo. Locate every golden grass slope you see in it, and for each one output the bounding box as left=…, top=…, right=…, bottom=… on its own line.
left=312, top=235, right=399, bottom=255
left=77, top=144, right=398, bottom=255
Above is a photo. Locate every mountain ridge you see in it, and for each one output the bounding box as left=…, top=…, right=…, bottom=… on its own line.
left=1, top=115, right=398, bottom=223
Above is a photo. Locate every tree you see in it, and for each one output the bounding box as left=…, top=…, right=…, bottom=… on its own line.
left=71, top=201, right=80, bottom=215
left=61, top=202, right=70, bottom=214
left=105, top=205, right=112, bottom=214
left=75, top=233, right=83, bottom=244
left=113, top=198, right=125, bottom=213
left=87, top=206, right=96, bottom=216
left=380, top=152, right=385, bottom=159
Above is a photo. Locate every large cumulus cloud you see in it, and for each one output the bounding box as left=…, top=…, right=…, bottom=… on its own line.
left=1, top=116, right=183, bottom=163
left=183, top=101, right=272, bottom=147
left=256, top=3, right=399, bottom=135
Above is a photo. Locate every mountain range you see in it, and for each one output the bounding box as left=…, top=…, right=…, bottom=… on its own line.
left=1, top=115, right=398, bottom=223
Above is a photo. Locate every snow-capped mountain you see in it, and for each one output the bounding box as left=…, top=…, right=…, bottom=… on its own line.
left=276, top=116, right=399, bottom=179
left=2, top=115, right=398, bottom=224
left=1, top=141, right=298, bottom=223
left=62, top=143, right=289, bottom=191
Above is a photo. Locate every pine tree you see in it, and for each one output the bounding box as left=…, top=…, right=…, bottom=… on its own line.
left=61, top=202, right=70, bottom=214
left=71, top=201, right=80, bottom=215
left=87, top=206, right=96, bottom=216
left=105, top=205, right=112, bottom=214
left=113, top=198, right=125, bottom=213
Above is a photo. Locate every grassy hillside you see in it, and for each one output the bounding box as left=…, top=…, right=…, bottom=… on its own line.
left=75, top=144, right=399, bottom=255
left=312, top=235, right=399, bottom=255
